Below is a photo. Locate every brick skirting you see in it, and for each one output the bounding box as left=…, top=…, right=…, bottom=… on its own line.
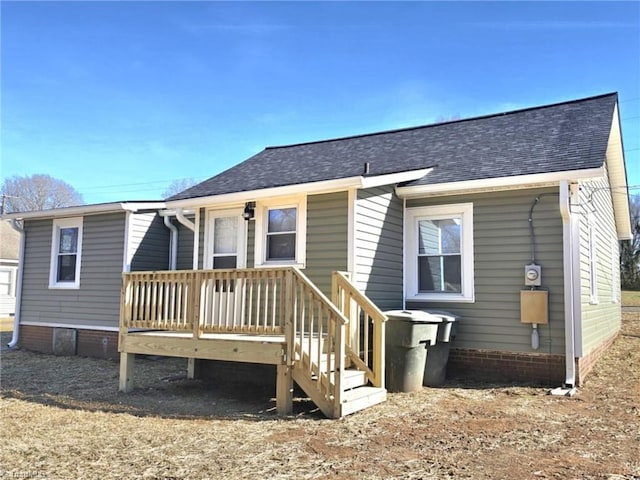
left=447, top=348, right=566, bottom=385
left=19, top=325, right=119, bottom=360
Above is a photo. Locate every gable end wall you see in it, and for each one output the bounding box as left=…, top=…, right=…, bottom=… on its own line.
left=20, top=213, right=126, bottom=329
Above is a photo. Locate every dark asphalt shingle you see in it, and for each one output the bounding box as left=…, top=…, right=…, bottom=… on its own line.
left=168, top=93, right=617, bottom=201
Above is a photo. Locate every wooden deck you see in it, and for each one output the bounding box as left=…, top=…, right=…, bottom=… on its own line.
left=119, top=268, right=387, bottom=418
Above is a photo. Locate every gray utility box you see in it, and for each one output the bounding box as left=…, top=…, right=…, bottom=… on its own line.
left=421, top=311, right=458, bottom=387
left=384, top=310, right=440, bottom=393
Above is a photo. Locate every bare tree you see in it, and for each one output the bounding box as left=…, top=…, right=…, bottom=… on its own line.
left=621, top=194, right=640, bottom=290
left=162, top=178, right=199, bottom=199
left=1, top=174, right=84, bottom=214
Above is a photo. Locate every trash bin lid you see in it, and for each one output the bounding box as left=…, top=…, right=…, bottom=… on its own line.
left=423, top=310, right=458, bottom=322
left=385, top=310, right=445, bottom=323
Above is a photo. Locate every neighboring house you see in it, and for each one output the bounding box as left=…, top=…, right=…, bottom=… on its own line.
left=3, top=92, right=631, bottom=390
left=0, top=221, right=21, bottom=316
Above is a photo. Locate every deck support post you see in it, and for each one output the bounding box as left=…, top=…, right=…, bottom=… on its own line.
left=276, top=364, right=293, bottom=415
left=119, top=352, right=136, bottom=392
left=187, top=358, right=200, bottom=379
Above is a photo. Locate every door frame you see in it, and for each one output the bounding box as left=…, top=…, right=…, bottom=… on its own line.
left=203, top=208, right=247, bottom=269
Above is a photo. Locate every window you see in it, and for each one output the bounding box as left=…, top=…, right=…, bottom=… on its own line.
left=254, top=197, right=306, bottom=267
left=49, top=217, right=83, bottom=289
left=589, top=215, right=598, bottom=304
left=611, top=239, right=619, bottom=304
left=405, top=203, right=474, bottom=302
left=0, top=268, right=15, bottom=296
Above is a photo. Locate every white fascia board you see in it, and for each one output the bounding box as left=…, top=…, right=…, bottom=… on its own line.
left=2, top=201, right=166, bottom=220
left=606, top=104, right=632, bottom=240
left=395, top=168, right=605, bottom=199
left=361, top=168, right=432, bottom=188
left=166, top=169, right=432, bottom=209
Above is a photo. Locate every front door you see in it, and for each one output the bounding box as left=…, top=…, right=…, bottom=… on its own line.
left=203, top=210, right=247, bottom=329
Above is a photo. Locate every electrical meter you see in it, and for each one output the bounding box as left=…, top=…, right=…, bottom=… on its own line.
left=524, top=264, right=541, bottom=287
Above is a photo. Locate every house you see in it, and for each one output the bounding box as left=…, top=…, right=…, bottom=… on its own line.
left=0, top=221, right=21, bottom=316
left=2, top=92, right=631, bottom=416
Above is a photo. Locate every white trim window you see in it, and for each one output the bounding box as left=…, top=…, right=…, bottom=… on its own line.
left=589, top=214, right=598, bottom=305
left=254, top=196, right=307, bottom=267
left=0, top=267, right=16, bottom=297
left=49, top=217, right=83, bottom=289
left=405, top=203, right=474, bottom=302
left=204, top=209, right=247, bottom=269
left=611, top=237, right=619, bottom=304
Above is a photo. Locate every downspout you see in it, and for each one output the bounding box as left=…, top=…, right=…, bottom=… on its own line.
left=175, top=208, right=195, bottom=232
left=163, top=216, right=178, bottom=270
left=557, top=180, right=576, bottom=392
left=8, top=219, right=25, bottom=348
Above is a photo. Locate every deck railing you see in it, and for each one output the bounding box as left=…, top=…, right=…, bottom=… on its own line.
left=120, top=267, right=384, bottom=415
left=332, top=271, right=387, bottom=388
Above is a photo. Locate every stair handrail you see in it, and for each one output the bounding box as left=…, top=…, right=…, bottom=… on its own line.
left=332, top=271, right=387, bottom=389
left=289, top=268, right=348, bottom=416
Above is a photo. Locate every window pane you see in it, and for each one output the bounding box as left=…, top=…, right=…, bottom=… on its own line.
left=214, top=217, right=237, bottom=254
left=440, top=219, right=461, bottom=254
left=418, top=219, right=460, bottom=255
left=57, top=255, right=77, bottom=282
left=268, top=208, right=296, bottom=233
left=418, top=255, right=461, bottom=293
left=0, top=284, right=9, bottom=295
left=267, top=233, right=296, bottom=260
left=59, top=228, right=78, bottom=254
left=213, top=256, right=237, bottom=269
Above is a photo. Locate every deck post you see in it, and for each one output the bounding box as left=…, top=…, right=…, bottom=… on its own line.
left=276, top=363, right=293, bottom=415
left=119, top=352, right=135, bottom=392
left=187, top=358, right=200, bottom=379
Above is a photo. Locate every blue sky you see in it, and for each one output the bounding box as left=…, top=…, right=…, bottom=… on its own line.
left=1, top=1, right=639, bottom=204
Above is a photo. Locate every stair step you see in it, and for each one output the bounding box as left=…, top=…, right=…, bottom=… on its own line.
left=315, top=368, right=367, bottom=390
left=340, top=386, right=387, bottom=417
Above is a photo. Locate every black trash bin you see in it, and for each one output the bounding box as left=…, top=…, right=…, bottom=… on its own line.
left=384, top=310, right=440, bottom=392
left=422, top=311, right=458, bottom=387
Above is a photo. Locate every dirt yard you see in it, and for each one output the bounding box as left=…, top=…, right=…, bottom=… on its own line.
left=1, top=312, right=639, bottom=480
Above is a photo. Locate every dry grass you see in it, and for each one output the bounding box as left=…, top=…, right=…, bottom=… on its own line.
left=1, top=314, right=639, bottom=479
left=622, top=290, right=640, bottom=307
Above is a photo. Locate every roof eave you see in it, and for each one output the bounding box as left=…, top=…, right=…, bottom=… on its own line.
left=606, top=103, right=632, bottom=240
left=395, top=167, right=606, bottom=199
left=1, top=201, right=167, bottom=221
left=166, top=168, right=432, bottom=208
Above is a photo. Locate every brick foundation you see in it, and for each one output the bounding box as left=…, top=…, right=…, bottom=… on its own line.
left=19, top=325, right=119, bottom=360
left=447, top=348, right=566, bottom=385
left=575, top=331, right=619, bottom=386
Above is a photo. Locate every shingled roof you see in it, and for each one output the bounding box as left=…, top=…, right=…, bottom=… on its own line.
left=168, top=93, right=618, bottom=201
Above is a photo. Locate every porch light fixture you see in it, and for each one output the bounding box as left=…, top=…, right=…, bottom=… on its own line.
left=242, top=201, right=256, bottom=221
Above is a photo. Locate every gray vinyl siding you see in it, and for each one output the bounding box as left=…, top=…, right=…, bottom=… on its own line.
left=176, top=217, right=195, bottom=270
left=304, top=192, right=349, bottom=296
left=406, top=188, right=566, bottom=354
left=578, top=166, right=621, bottom=356
left=20, top=213, right=126, bottom=329
left=129, top=212, right=170, bottom=271
left=247, top=219, right=255, bottom=268
left=355, top=185, right=404, bottom=310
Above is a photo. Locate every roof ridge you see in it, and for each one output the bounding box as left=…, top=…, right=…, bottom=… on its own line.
left=264, top=92, right=618, bottom=151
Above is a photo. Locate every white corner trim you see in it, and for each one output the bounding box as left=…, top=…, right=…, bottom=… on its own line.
left=347, top=188, right=356, bottom=276
left=122, top=211, right=133, bottom=273
left=395, top=168, right=605, bottom=199
left=193, top=208, right=200, bottom=270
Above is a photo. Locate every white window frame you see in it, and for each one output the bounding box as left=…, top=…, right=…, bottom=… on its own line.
left=611, top=237, right=619, bottom=304
left=588, top=214, right=599, bottom=305
left=405, top=203, right=474, bottom=303
left=49, top=217, right=83, bottom=289
left=254, top=195, right=307, bottom=268
left=204, top=208, right=247, bottom=269
left=0, top=266, right=17, bottom=297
